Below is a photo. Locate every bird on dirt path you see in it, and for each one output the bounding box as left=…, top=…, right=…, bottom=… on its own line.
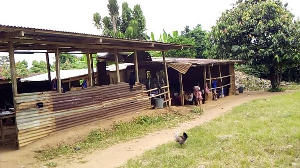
left=175, top=132, right=188, bottom=146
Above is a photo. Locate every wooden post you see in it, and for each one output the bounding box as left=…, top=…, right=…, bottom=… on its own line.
left=8, top=41, right=19, bottom=148
left=8, top=41, right=17, bottom=97
left=229, top=63, right=236, bottom=95
left=208, top=65, right=212, bottom=90
left=55, top=46, right=62, bottom=93
left=45, top=53, right=51, bottom=82
left=219, top=64, right=223, bottom=97
left=134, top=50, right=139, bottom=83
left=90, top=53, right=95, bottom=86
left=86, top=49, right=92, bottom=87
left=179, top=72, right=184, bottom=106
left=203, top=66, right=207, bottom=100
left=114, top=49, right=120, bottom=83
left=162, top=51, right=171, bottom=106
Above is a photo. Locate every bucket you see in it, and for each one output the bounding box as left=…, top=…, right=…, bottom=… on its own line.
left=238, top=87, right=244, bottom=93
left=154, top=98, right=164, bottom=109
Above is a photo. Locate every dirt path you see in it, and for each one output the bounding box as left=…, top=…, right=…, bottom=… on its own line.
left=0, top=91, right=288, bottom=168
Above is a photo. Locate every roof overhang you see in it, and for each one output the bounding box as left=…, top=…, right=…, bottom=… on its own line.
left=0, top=25, right=187, bottom=54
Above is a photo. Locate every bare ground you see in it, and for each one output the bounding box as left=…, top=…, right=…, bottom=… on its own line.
left=0, top=91, right=288, bottom=168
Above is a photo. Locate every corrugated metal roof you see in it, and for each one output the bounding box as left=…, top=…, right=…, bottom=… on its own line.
left=0, top=24, right=186, bottom=53
left=151, top=57, right=243, bottom=66
left=21, top=63, right=133, bottom=82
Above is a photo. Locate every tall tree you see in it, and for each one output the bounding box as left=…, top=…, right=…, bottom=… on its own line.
left=210, top=0, right=299, bottom=89
left=120, top=2, right=132, bottom=33
left=107, top=0, right=119, bottom=37
left=132, top=4, right=147, bottom=40
left=93, top=0, right=147, bottom=39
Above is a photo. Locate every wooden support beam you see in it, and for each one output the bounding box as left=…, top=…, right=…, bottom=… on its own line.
left=114, top=49, right=120, bottom=83
left=86, top=49, right=92, bottom=87
left=208, top=66, right=212, bottom=90
left=45, top=53, right=51, bottom=82
left=91, top=53, right=95, bottom=87
left=162, top=51, right=171, bottom=106
left=134, top=50, right=139, bottom=83
left=203, top=66, right=207, bottom=100
left=0, top=31, right=24, bottom=39
left=8, top=41, right=17, bottom=97
left=219, top=65, right=223, bottom=97
left=229, top=63, right=236, bottom=95
left=179, top=72, right=184, bottom=106
left=55, top=46, right=62, bottom=93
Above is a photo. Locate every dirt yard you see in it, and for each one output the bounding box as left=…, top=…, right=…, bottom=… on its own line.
left=0, top=91, right=289, bottom=168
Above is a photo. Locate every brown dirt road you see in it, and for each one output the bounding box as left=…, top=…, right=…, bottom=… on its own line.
left=0, top=91, right=289, bottom=168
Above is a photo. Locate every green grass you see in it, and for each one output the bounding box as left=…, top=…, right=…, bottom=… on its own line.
left=122, top=91, right=300, bottom=168
left=36, top=110, right=200, bottom=162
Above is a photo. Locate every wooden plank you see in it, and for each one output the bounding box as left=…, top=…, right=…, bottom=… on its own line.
left=114, top=49, right=120, bottom=83
left=208, top=66, right=212, bottom=90
left=162, top=51, right=171, bottom=106
left=86, top=50, right=92, bottom=87
left=229, top=63, right=236, bottom=95
left=91, top=53, right=95, bottom=86
left=8, top=41, right=17, bottom=97
left=55, top=46, right=62, bottom=93
left=179, top=72, right=184, bottom=106
left=219, top=65, right=224, bottom=97
left=134, top=50, right=139, bottom=83
left=45, top=53, right=51, bottom=82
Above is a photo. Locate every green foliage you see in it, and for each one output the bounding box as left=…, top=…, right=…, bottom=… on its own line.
left=2, top=58, right=29, bottom=79
left=153, top=29, right=197, bottom=58
left=30, top=60, right=48, bottom=73
left=93, top=0, right=147, bottom=39
left=93, top=12, right=102, bottom=30
left=210, top=0, right=299, bottom=89
left=16, top=60, right=29, bottom=78
left=182, top=24, right=209, bottom=58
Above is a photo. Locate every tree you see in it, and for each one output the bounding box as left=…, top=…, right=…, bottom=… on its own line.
left=107, top=0, right=119, bottom=37
left=210, top=0, right=299, bottom=89
left=120, top=2, right=132, bottom=33
left=93, top=0, right=147, bottom=39
left=30, top=60, right=48, bottom=73
left=132, top=4, right=146, bottom=40
left=1, top=58, right=29, bottom=79
left=182, top=24, right=209, bottom=58
left=149, top=30, right=197, bottom=58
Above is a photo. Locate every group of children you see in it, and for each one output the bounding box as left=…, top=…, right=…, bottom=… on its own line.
left=179, top=83, right=211, bottom=106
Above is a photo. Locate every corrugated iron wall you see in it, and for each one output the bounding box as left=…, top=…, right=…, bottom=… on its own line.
left=15, top=82, right=150, bottom=147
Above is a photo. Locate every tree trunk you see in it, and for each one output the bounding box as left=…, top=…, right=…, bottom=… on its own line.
left=269, top=66, right=281, bottom=89
left=112, top=16, right=117, bottom=37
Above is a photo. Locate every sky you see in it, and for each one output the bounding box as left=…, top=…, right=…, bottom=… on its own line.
left=0, top=0, right=299, bottom=67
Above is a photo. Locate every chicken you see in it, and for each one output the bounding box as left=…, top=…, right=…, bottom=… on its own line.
left=175, top=132, right=188, bottom=146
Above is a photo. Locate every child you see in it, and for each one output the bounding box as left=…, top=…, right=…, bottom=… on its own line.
left=193, top=86, right=203, bottom=106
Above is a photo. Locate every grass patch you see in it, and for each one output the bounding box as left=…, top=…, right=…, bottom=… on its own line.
left=190, top=106, right=204, bottom=115
left=36, top=109, right=201, bottom=161
left=44, top=162, right=58, bottom=167
left=268, top=87, right=286, bottom=92
left=282, top=83, right=300, bottom=90
left=123, top=91, right=300, bottom=168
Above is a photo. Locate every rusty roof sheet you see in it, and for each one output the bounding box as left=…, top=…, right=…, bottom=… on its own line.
left=151, top=57, right=243, bottom=66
